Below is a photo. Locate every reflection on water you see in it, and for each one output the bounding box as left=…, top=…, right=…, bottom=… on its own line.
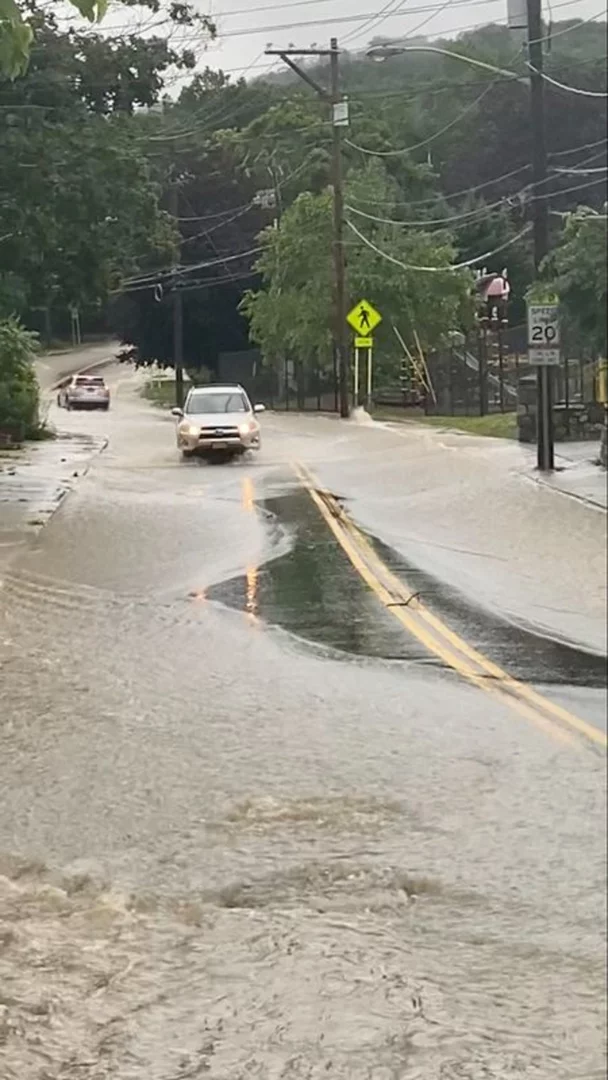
left=209, top=490, right=607, bottom=693
left=209, top=492, right=440, bottom=665
left=245, top=564, right=258, bottom=618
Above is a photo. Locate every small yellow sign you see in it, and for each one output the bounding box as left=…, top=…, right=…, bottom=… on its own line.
left=347, top=298, right=382, bottom=336
left=355, top=336, right=373, bottom=349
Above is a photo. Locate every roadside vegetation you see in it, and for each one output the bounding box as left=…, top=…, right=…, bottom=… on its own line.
left=0, top=318, right=43, bottom=444
left=0, top=0, right=605, bottom=410
left=372, top=410, right=518, bottom=439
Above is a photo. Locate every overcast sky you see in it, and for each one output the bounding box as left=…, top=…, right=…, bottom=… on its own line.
left=197, top=0, right=603, bottom=77
left=88, top=0, right=604, bottom=89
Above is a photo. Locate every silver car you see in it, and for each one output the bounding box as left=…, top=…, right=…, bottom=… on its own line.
left=58, top=374, right=110, bottom=410
left=172, top=385, right=264, bottom=461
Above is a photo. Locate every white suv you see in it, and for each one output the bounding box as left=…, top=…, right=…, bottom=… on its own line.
left=172, top=385, right=264, bottom=461
left=58, top=374, right=110, bottom=411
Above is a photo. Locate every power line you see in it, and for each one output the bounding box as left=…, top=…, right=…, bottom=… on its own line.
left=539, top=174, right=608, bottom=199
left=181, top=204, right=254, bottom=244
left=217, top=0, right=504, bottom=37
left=551, top=164, right=608, bottom=174
left=526, top=63, right=608, bottom=96
left=346, top=159, right=607, bottom=226
left=342, top=0, right=416, bottom=47
left=345, top=193, right=513, bottom=227
left=121, top=246, right=263, bottom=289
left=346, top=215, right=532, bottom=270
left=349, top=163, right=532, bottom=208
left=345, top=64, right=522, bottom=158
left=528, top=7, right=607, bottom=45
left=549, top=136, right=607, bottom=157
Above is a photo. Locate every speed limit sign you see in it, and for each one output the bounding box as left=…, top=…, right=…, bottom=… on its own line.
left=527, top=303, right=560, bottom=365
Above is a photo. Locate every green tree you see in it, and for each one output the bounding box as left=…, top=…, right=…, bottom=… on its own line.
left=0, top=0, right=214, bottom=78
left=0, top=316, right=39, bottom=440
left=544, top=207, right=607, bottom=356
left=241, top=178, right=473, bottom=389
left=0, top=5, right=185, bottom=336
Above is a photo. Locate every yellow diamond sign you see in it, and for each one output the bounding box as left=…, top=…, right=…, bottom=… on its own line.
left=347, top=298, right=382, bottom=336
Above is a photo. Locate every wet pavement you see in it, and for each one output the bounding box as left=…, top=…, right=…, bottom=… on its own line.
left=0, top=366, right=606, bottom=1078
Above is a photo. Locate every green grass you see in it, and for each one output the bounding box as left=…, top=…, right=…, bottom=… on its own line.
left=372, top=408, right=517, bottom=440
left=142, top=377, right=192, bottom=408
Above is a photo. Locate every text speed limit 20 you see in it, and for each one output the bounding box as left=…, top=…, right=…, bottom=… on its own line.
left=527, top=304, right=560, bottom=347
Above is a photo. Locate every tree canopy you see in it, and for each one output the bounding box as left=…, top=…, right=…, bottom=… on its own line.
left=1, top=4, right=605, bottom=371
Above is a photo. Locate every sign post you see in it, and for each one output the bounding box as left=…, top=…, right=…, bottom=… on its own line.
left=527, top=301, right=559, bottom=471
left=347, top=301, right=382, bottom=410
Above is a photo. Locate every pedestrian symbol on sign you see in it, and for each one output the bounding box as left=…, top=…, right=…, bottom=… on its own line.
left=358, top=305, right=371, bottom=331
left=346, top=298, right=382, bottom=336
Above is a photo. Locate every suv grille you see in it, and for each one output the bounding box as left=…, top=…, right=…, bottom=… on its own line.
left=198, top=426, right=240, bottom=440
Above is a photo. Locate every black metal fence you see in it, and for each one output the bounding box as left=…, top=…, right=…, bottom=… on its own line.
left=374, top=326, right=604, bottom=442
left=246, top=354, right=340, bottom=413
left=218, top=339, right=604, bottom=441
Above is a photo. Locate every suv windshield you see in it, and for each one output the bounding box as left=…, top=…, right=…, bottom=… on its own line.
left=186, top=392, right=248, bottom=414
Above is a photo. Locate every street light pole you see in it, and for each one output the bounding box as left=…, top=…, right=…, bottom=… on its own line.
left=527, top=0, right=554, bottom=470
left=265, top=40, right=350, bottom=417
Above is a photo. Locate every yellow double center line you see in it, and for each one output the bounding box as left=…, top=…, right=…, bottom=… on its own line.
left=294, top=461, right=606, bottom=750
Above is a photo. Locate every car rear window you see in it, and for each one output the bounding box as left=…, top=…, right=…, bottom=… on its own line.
left=75, top=376, right=105, bottom=386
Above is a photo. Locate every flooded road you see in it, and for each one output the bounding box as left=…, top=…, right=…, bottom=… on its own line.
left=0, top=367, right=606, bottom=1078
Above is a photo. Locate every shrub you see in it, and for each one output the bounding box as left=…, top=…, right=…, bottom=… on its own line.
left=0, top=317, right=40, bottom=443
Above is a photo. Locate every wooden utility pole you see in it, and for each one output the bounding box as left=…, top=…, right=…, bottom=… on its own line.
left=265, top=39, right=350, bottom=417
left=170, top=180, right=185, bottom=409
left=329, top=39, right=349, bottom=418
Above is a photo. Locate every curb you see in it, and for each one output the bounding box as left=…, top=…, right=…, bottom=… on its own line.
left=525, top=469, right=607, bottom=512
left=26, top=434, right=109, bottom=541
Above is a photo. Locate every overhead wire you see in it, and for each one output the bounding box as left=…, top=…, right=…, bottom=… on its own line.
left=121, top=246, right=263, bottom=289
left=549, top=136, right=607, bottom=157
left=217, top=1, right=507, bottom=37
left=341, top=0, right=415, bottom=48
left=345, top=194, right=515, bottom=227
left=180, top=203, right=254, bottom=244
left=346, top=160, right=606, bottom=227
left=348, top=163, right=532, bottom=207
left=526, top=64, right=608, bottom=96
left=118, top=155, right=309, bottom=292
left=551, top=165, right=608, bottom=174
left=346, top=216, right=533, bottom=270
left=345, top=66, right=522, bottom=158
left=528, top=7, right=608, bottom=45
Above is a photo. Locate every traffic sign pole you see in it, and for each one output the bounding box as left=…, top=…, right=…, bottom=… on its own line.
left=527, top=302, right=559, bottom=470
left=348, top=302, right=381, bottom=410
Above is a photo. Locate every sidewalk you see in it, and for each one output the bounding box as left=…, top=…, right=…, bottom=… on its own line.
left=377, top=413, right=606, bottom=512
left=533, top=441, right=607, bottom=510
left=0, top=435, right=106, bottom=575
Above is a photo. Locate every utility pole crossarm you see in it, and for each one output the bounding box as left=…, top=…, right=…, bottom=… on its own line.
left=264, top=50, right=330, bottom=100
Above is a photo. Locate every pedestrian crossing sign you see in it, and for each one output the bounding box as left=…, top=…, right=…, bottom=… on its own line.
left=346, top=298, right=382, bottom=336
